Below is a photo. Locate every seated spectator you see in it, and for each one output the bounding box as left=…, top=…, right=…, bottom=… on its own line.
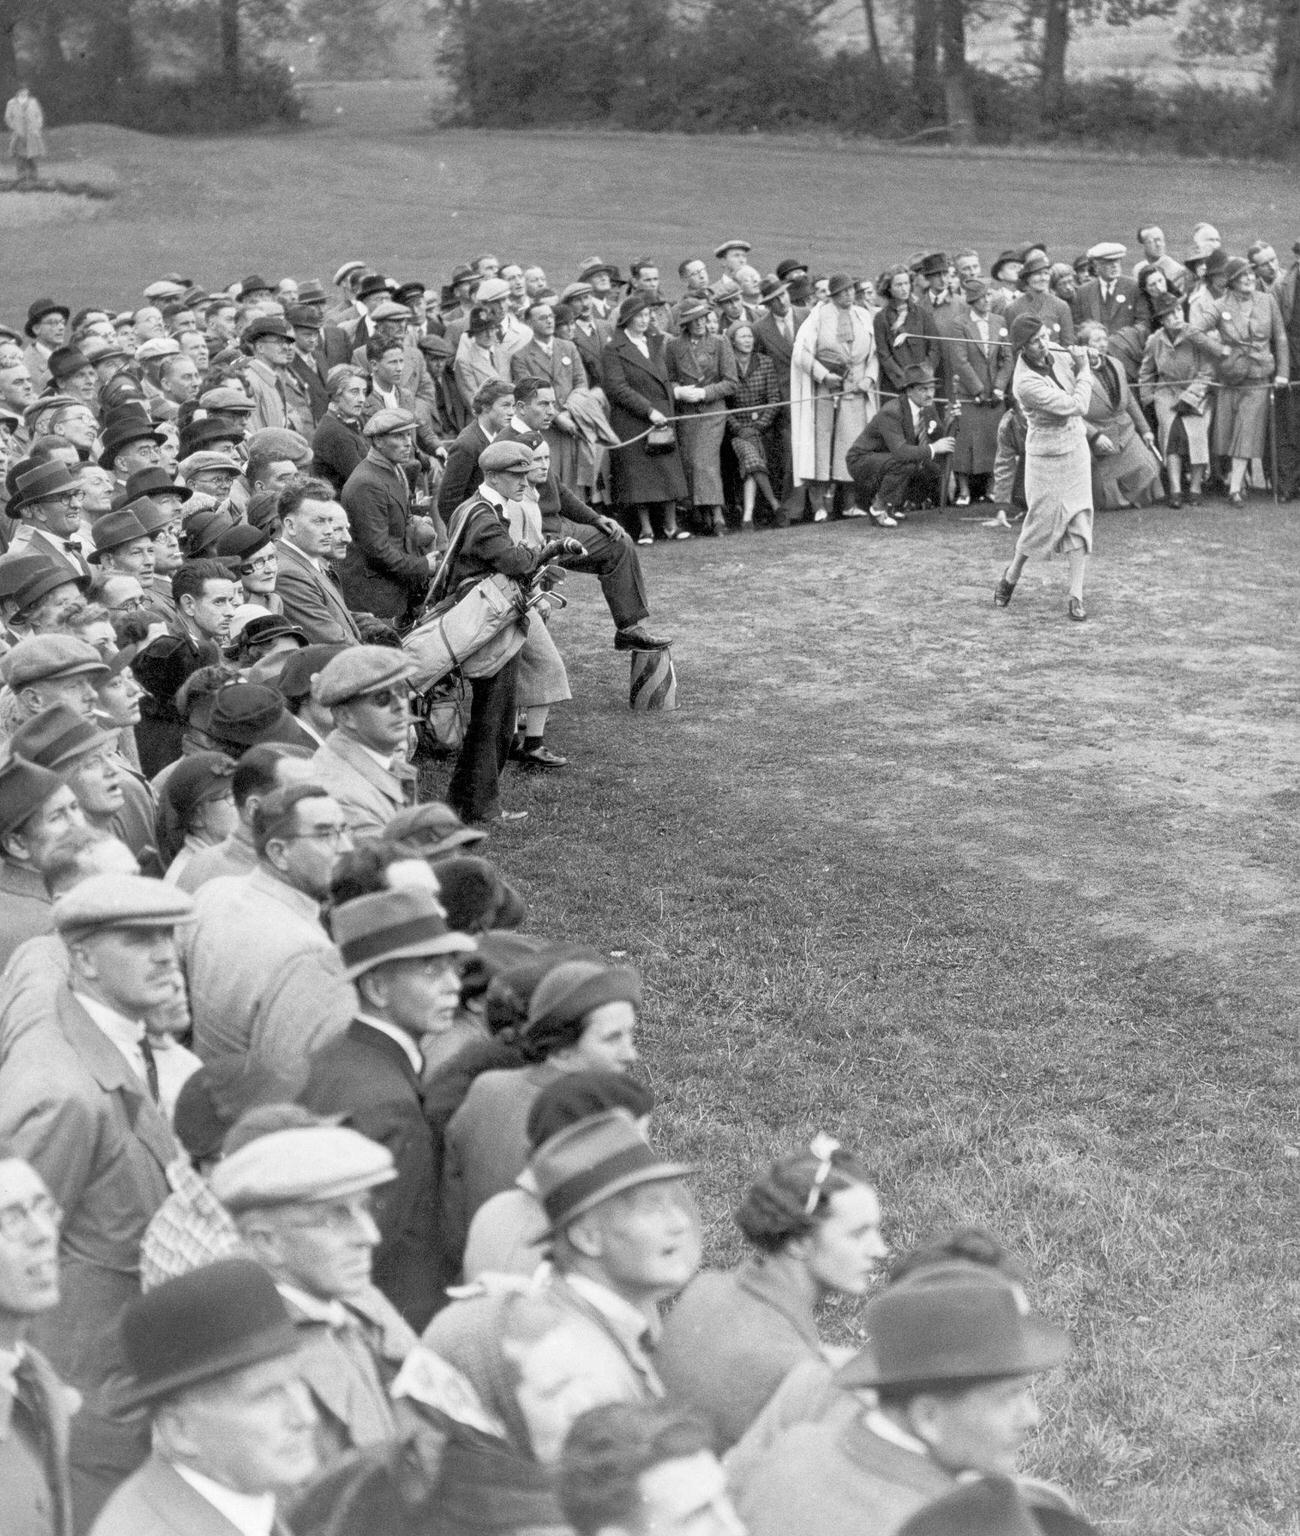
left=308, top=645, right=419, bottom=838
left=1075, top=321, right=1162, bottom=508
left=433, top=852, right=526, bottom=933
left=1137, top=292, right=1218, bottom=508
left=0, top=754, right=79, bottom=968
left=156, top=750, right=238, bottom=884
left=657, top=1137, right=887, bottom=1452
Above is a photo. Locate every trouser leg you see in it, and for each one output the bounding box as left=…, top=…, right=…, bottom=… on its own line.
left=447, top=657, right=519, bottom=822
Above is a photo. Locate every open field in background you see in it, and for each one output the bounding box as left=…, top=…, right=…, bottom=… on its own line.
left=9, top=113, right=1300, bottom=1532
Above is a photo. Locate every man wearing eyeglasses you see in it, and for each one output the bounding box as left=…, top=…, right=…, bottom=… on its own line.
left=307, top=645, right=419, bottom=838
left=182, top=783, right=357, bottom=1078
left=211, top=1120, right=415, bottom=1467
left=4, top=461, right=92, bottom=580
left=0, top=1148, right=74, bottom=1536
left=0, top=873, right=192, bottom=1530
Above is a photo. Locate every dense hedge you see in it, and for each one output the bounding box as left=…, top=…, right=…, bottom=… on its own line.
left=441, top=1, right=1277, bottom=160
left=24, top=61, right=302, bottom=135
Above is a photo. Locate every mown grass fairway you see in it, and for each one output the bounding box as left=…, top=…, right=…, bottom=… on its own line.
left=16, top=106, right=1300, bottom=1534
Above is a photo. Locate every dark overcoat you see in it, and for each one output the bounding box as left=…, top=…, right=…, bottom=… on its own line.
left=600, top=332, right=689, bottom=505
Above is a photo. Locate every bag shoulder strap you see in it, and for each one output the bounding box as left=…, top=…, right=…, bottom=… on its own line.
left=427, top=496, right=493, bottom=608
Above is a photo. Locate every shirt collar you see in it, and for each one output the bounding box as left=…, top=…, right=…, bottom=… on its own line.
left=354, top=1014, right=423, bottom=1075
left=562, top=1271, right=660, bottom=1344
left=479, top=483, right=508, bottom=510
left=172, top=1464, right=276, bottom=1536
left=280, top=533, right=323, bottom=570
left=277, top=1281, right=351, bottom=1330
left=865, top=1407, right=931, bottom=1458
left=74, top=991, right=144, bottom=1050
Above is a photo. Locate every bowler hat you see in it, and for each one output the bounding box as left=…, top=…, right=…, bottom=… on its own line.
left=312, top=644, right=414, bottom=708
left=825, top=273, right=856, bottom=299
left=0, top=752, right=64, bottom=837
left=919, top=252, right=949, bottom=278
left=901, top=363, right=937, bottom=389
left=117, top=1258, right=300, bottom=1411
left=2, top=554, right=88, bottom=612
left=833, top=1263, right=1070, bottom=1390
left=123, top=468, right=192, bottom=506
left=530, top=1109, right=693, bottom=1235
left=47, top=346, right=92, bottom=382
left=24, top=298, right=69, bottom=339
left=10, top=703, right=115, bottom=772
left=333, top=887, right=476, bottom=980
left=356, top=274, right=393, bottom=301
left=238, top=274, right=273, bottom=298
left=242, top=316, right=293, bottom=346
left=87, top=510, right=151, bottom=563
left=775, top=258, right=809, bottom=282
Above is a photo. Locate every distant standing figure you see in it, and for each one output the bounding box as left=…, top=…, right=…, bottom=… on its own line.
left=5, top=84, right=45, bottom=187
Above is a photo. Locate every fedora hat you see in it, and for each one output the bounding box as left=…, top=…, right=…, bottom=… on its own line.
left=677, top=298, right=711, bottom=326
left=0, top=554, right=89, bottom=611
left=990, top=250, right=1021, bottom=282
left=356, top=273, right=393, bottom=301
left=0, top=751, right=64, bottom=838
left=529, top=1109, right=694, bottom=1235
left=10, top=703, right=115, bottom=772
left=242, top=315, right=293, bottom=346
left=88, top=510, right=151, bottom=563
left=117, top=1257, right=301, bottom=1411
left=13, top=460, right=79, bottom=513
left=834, top=1263, right=1070, bottom=1390
left=901, top=363, right=937, bottom=389
left=99, top=414, right=164, bottom=469
left=332, top=887, right=476, bottom=980
left=24, top=298, right=69, bottom=338
left=919, top=252, right=949, bottom=278
left=758, top=273, right=789, bottom=304
left=123, top=468, right=192, bottom=506
left=577, top=257, right=620, bottom=283
left=825, top=272, right=856, bottom=299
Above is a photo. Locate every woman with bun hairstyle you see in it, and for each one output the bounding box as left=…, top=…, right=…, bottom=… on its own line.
left=439, top=956, right=644, bottom=1276
left=656, top=1136, right=887, bottom=1452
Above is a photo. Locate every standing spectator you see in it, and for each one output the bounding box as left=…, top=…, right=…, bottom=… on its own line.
left=791, top=275, right=877, bottom=522
left=726, top=320, right=782, bottom=529
left=874, top=266, right=930, bottom=402
left=1203, top=257, right=1289, bottom=506
left=300, top=888, right=476, bottom=1328
left=752, top=274, right=807, bottom=520
left=511, top=304, right=589, bottom=487
left=1004, top=253, right=1075, bottom=348
left=240, top=316, right=297, bottom=435
left=1075, top=320, right=1162, bottom=509
left=667, top=301, right=739, bottom=537
left=0, top=756, right=77, bottom=968
left=0, top=874, right=192, bottom=1530
left=0, top=1148, right=74, bottom=1536
left=603, top=293, right=690, bottom=542
left=658, top=1138, right=888, bottom=1452
left=274, top=476, right=366, bottom=646
left=436, top=379, right=515, bottom=519
left=5, top=83, right=45, bottom=187
left=951, top=281, right=1011, bottom=504
left=1071, top=242, right=1140, bottom=336
left=916, top=253, right=969, bottom=408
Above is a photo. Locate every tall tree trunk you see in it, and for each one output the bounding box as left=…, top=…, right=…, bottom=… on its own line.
left=912, top=0, right=939, bottom=113
left=90, top=0, right=134, bottom=91
left=0, top=1, right=20, bottom=88
left=939, top=0, right=973, bottom=144
left=861, top=0, right=885, bottom=69
left=1039, top=0, right=1070, bottom=118
left=1273, top=0, right=1300, bottom=138
left=219, top=0, right=240, bottom=85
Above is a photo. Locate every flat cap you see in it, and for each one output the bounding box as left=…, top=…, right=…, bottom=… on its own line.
left=135, top=337, right=180, bottom=364
left=312, top=644, right=415, bottom=707
left=368, top=300, right=411, bottom=323
left=53, top=873, right=195, bottom=935
left=198, top=384, right=255, bottom=413
left=1086, top=242, right=1127, bottom=262
left=3, top=634, right=109, bottom=689
left=179, top=449, right=242, bottom=480
left=713, top=238, right=751, bottom=258
left=0, top=753, right=64, bottom=837
left=363, top=407, right=417, bottom=438
left=473, top=278, right=511, bottom=304
left=143, top=279, right=188, bottom=302
left=560, top=282, right=594, bottom=303
left=333, top=260, right=366, bottom=287
left=478, top=441, right=533, bottom=474
left=381, top=801, right=486, bottom=854
left=211, top=1125, right=396, bottom=1211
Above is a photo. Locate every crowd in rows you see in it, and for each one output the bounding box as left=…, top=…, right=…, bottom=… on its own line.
left=0, top=219, right=1286, bottom=1536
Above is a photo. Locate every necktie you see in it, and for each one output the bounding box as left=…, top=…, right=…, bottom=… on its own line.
left=139, top=1034, right=160, bottom=1103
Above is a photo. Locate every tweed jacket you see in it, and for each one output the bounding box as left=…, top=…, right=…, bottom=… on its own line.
left=339, top=453, right=428, bottom=622
left=301, top=1020, right=441, bottom=1329
left=183, top=866, right=355, bottom=1078
left=6, top=1343, right=76, bottom=1536
left=244, top=357, right=291, bottom=434
left=274, top=537, right=364, bottom=646
left=729, top=352, right=781, bottom=434
left=0, top=858, right=52, bottom=970
left=509, top=337, right=588, bottom=404
left=752, top=306, right=808, bottom=379
left=309, top=728, right=415, bottom=839
left=89, top=1452, right=294, bottom=1536
left=1072, top=275, right=1141, bottom=335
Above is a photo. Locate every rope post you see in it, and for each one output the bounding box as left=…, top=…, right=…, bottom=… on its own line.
left=1271, top=384, right=1281, bottom=506
left=628, top=646, right=677, bottom=712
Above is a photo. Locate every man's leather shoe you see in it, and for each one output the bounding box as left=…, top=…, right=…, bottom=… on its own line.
left=994, top=574, right=1016, bottom=607
left=519, top=744, right=567, bottom=767
left=1067, top=597, right=1087, bottom=622
left=614, top=626, right=670, bottom=651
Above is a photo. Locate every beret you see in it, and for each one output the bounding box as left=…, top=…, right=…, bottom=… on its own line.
left=478, top=441, right=534, bottom=474
left=1086, top=242, right=1127, bottom=262
left=0, top=753, right=64, bottom=837
left=1010, top=313, right=1048, bottom=350
left=53, top=873, right=195, bottom=935
left=363, top=407, right=417, bottom=439
left=3, top=634, right=109, bottom=688
left=312, top=644, right=415, bottom=707
left=211, top=1125, right=396, bottom=1211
